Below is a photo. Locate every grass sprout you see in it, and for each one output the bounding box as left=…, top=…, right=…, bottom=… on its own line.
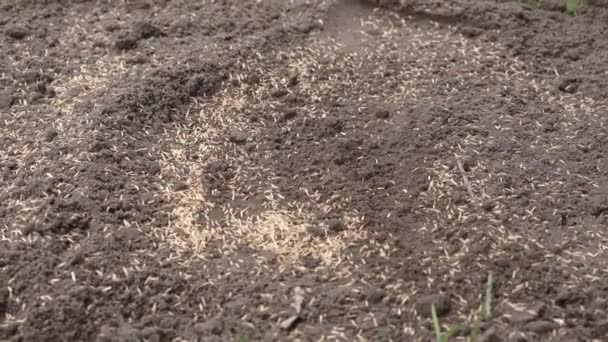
left=430, top=273, right=494, bottom=342
left=565, top=0, right=583, bottom=15
left=520, top=0, right=583, bottom=15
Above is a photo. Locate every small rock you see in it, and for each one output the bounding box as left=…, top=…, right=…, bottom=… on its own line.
left=507, top=331, right=528, bottom=342
left=114, top=35, right=138, bottom=50
left=245, top=143, right=256, bottom=152
left=524, top=320, right=558, bottom=334
left=416, top=294, right=450, bottom=317
left=301, top=255, right=320, bottom=269
left=140, top=328, right=161, bottom=342
left=0, top=91, right=13, bottom=109
left=132, top=21, right=163, bottom=39
left=5, top=24, right=29, bottom=39
left=228, top=130, right=248, bottom=144
left=306, top=225, right=325, bottom=238
left=366, top=28, right=382, bottom=36
left=193, top=318, right=223, bottom=335
left=126, top=54, right=149, bottom=65
left=460, top=26, right=482, bottom=38
left=104, top=21, right=121, bottom=32
left=327, top=220, right=345, bottom=232
left=174, top=182, right=188, bottom=191
left=65, top=86, right=83, bottom=98
left=375, top=109, right=390, bottom=119
left=44, top=127, right=58, bottom=142
left=116, top=323, right=139, bottom=340
left=482, top=200, right=496, bottom=212
left=271, top=89, right=288, bottom=98
left=98, top=324, right=116, bottom=338
left=324, top=117, right=343, bottom=129
left=0, top=287, right=8, bottom=317
left=366, top=288, right=386, bottom=304
left=282, top=109, right=298, bottom=121
left=160, top=316, right=177, bottom=329
left=555, top=289, right=581, bottom=306
left=594, top=319, right=608, bottom=336
left=287, top=72, right=298, bottom=87
left=148, top=163, right=161, bottom=176
left=557, top=77, right=579, bottom=94
left=506, top=302, right=546, bottom=324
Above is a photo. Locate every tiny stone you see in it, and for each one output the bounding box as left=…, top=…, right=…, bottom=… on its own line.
left=524, top=320, right=558, bottom=334
left=174, top=182, right=188, bottom=191
left=5, top=24, right=29, bottom=39
left=44, top=127, right=58, bottom=142
left=301, top=255, right=320, bottom=269
left=282, top=109, right=298, bottom=121
left=375, top=109, right=390, bottom=119
left=327, top=220, right=345, bottom=232
left=482, top=200, right=496, bottom=212
left=160, top=316, right=177, bottom=329
left=594, top=319, right=608, bottom=336
left=228, top=130, right=248, bottom=144
left=306, top=225, right=325, bottom=238
left=287, top=72, right=298, bottom=87
left=271, top=89, right=288, bottom=98
left=0, top=91, right=13, bottom=108
left=461, top=26, right=482, bottom=38
left=127, top=54, right=149, bottom=65
left=148, top=163, right=161, bottom=176
left=115, top=35, right=138, bottom=50
left=194, top=318, right=223, bottom=335
left=367, top=288, right=386, bottom=304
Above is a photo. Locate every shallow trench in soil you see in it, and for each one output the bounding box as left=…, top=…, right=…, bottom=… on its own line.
left=2, top=0, right=608, bottom=341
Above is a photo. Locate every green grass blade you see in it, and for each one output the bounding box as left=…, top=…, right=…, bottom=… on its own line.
left=521, top=0, right=541, bottom=10
left=431, top=304, right=443, bottom=342
left=445, top=325, right=461, bottom=339
left=565, top=0, right=582, bottom=15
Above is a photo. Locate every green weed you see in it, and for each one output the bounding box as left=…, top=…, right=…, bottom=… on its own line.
left=431, top=304, right=461, bottom=342
left=520, top=0, right=583, bottom=15
left=565, top=0, right=583, bottom=15
left=520, top=0, right=541, bottom=10
left=430, top=273, right=494, bottom=342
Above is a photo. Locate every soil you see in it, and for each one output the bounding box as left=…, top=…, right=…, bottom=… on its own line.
left=1, top=0, right=608, bottom=341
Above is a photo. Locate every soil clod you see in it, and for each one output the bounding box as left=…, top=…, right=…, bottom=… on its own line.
left=44, top=127, right=58, bottom=142
left=228, top=130, right=248, bottom=144
left=0, top=91, right=14, bottom=108
left=5, top=24, right=29, bottom=39
left=416, top=295, right=450, bottom=317
left=375, top=109, right=390, bottom=119
left=282, top=109, right=298, bottom=121
left=524, top=320, right=559, bottom=334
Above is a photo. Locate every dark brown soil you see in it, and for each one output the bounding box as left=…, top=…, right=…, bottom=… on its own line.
left=2, top=0, right=608, bottom=341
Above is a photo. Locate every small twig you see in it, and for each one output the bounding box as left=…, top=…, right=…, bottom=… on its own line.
left=456, top=158, right=477, bottom=202
left=484, top=272, right=494, bottom=319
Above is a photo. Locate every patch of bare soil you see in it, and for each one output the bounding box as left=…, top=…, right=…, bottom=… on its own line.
left=1, top=0, right=608, bottom=341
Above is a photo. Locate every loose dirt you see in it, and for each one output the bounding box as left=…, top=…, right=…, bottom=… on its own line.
left=1, top=0, right=608, bottom=341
